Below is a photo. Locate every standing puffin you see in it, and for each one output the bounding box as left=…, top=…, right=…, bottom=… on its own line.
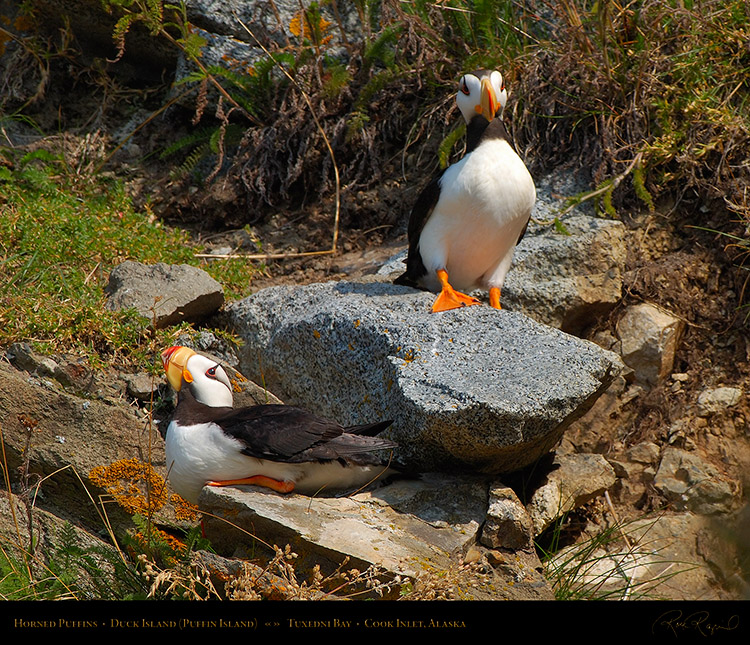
left=161, top=346, right=399, bottom=504
left=395, top=69, right=536, bottom=312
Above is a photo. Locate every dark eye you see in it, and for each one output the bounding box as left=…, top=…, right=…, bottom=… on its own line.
left=206, top=366, right=217, bottom=378
left=460, top=78, right=470, bottom=95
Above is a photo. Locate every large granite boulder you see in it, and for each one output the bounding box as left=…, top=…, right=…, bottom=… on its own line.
left=225, top=280, right=623, bottom=475
left=379, top=215, right=627, bottom=337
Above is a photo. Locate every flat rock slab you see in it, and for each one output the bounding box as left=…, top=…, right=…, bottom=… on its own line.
left=201, top=474, right=485, bottom=579
left=225, top=280, right=623, bottom=474
left=200, top=473, right=554, bottom=599
left=105, top=260, right=224, bottom=328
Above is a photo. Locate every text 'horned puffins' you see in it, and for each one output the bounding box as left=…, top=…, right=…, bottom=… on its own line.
left=161, top=345, right=400, bottom=504
left=395, top=69, right=536, bottom=313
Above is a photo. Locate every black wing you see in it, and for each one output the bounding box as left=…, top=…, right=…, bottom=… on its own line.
left=394, top=172, right=443, bottom=287
left=215, top=404, right=395, bottom=463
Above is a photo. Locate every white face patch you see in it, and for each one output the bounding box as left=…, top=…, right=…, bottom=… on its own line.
left=455, top=70, right=508, bottom=124
left=456, top=73, right=482, bottom=123
left=490, top=70, right=504, bottom=96
left=185, top=354, right=234, bottom=408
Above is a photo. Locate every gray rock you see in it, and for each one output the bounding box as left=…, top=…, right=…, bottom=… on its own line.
left=184, top=0, right=332, bottom=42
left=527, top=453, right=617, bottom=535
left=52, top=358, right=94, bottom=393
left=529, top=168, right=595, bottom=222
left=125, top=372, right=160, bottom=401
left=616, top=302, right=684, bottom=387
left=376, top=248, right=409, bottom=278
left=7, top=344, right=97, bottom=394
left=654, top=447, right=737, bottom=515
left=626, top=441, right=661, bottom=465
left=379, top=214, right=626, bottom=336
left=172, top=1, right=361, bottom=107
left=105, top=261, right=224, bottom=328
left=502, top=215, right=627, bottom=335
left=200, top=474, right=486, bottom=588
left=199, top=473, right=554, bottom=600
left=225, top=280, right=622, bottom=475
left=7, top=342, right=58, bottom=377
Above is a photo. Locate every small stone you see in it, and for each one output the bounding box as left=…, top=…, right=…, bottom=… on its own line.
left=616, top=303, right=684, bottom=387
left=486, top=551, right=506, bottom=567
left=654, top=447, right=736, bottom=515
left=7, top=342, right=58, bottom=377
left=697, top=387, right=743, bottom=416
left=105, top=261, right=224, bottom=329
left=125, top=373, right=160, bottom=401
left=626, top=441, right=660, bottom=465
left=481, top=484, right=534, bottom=551
left=527, top=453, right=617, bottom=535
left=463, top=545, right=483, bottom=564
left=54, top=359, right=94, bottom=392
left=37, top=358, right=59, bottom=378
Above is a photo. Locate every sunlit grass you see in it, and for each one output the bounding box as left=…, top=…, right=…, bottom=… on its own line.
left=0, top=149, right=259, bottom=366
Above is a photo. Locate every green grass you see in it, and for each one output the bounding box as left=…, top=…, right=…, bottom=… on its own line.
left=538, top=513, right=694, bottom=601
left=0, top=147, right=259, bottom=367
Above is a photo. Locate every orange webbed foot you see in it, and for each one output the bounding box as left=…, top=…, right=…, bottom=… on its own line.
left=207, top=475, right=295, bottom=494
left=431, top=269, right=481, bottom=313
left=489, top=287, right=502, bottom=310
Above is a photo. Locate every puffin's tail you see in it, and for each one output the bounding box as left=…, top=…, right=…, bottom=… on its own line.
left=345, top=419, right=393, bottom=436
left=393, top=271, right=414, bottom=287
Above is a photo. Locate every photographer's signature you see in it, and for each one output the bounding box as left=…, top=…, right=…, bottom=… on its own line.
left=653, top=610, right=740, bottom=638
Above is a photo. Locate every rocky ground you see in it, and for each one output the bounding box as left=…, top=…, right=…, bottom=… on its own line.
left=3, top=171, right=749, bottom=601
left=217, top=194, right=750, bottom=602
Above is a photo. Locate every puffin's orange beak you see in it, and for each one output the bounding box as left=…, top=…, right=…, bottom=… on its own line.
left=161, top=346, right=197, bottom=391
left=480, top=77, right=499, bottom=122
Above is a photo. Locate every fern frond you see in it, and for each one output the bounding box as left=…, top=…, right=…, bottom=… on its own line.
left=438, top=122, right=466, bottom=169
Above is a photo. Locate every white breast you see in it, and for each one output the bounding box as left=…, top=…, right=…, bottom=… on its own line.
left=418, top=138, right=535, bottom=292
left=165, top=420, right=299, bottom=504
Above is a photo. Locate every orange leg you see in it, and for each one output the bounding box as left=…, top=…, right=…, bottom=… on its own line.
left=489, top=287, right=502, bottom=310
left=431, top=269, right=480, bottom=313
left=206, top=475, right=295, bottom=494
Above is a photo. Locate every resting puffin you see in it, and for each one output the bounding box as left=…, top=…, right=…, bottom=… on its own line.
left=395, top=69, right=536, bottom=312
left=161, top=346, right=399, bottom=504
